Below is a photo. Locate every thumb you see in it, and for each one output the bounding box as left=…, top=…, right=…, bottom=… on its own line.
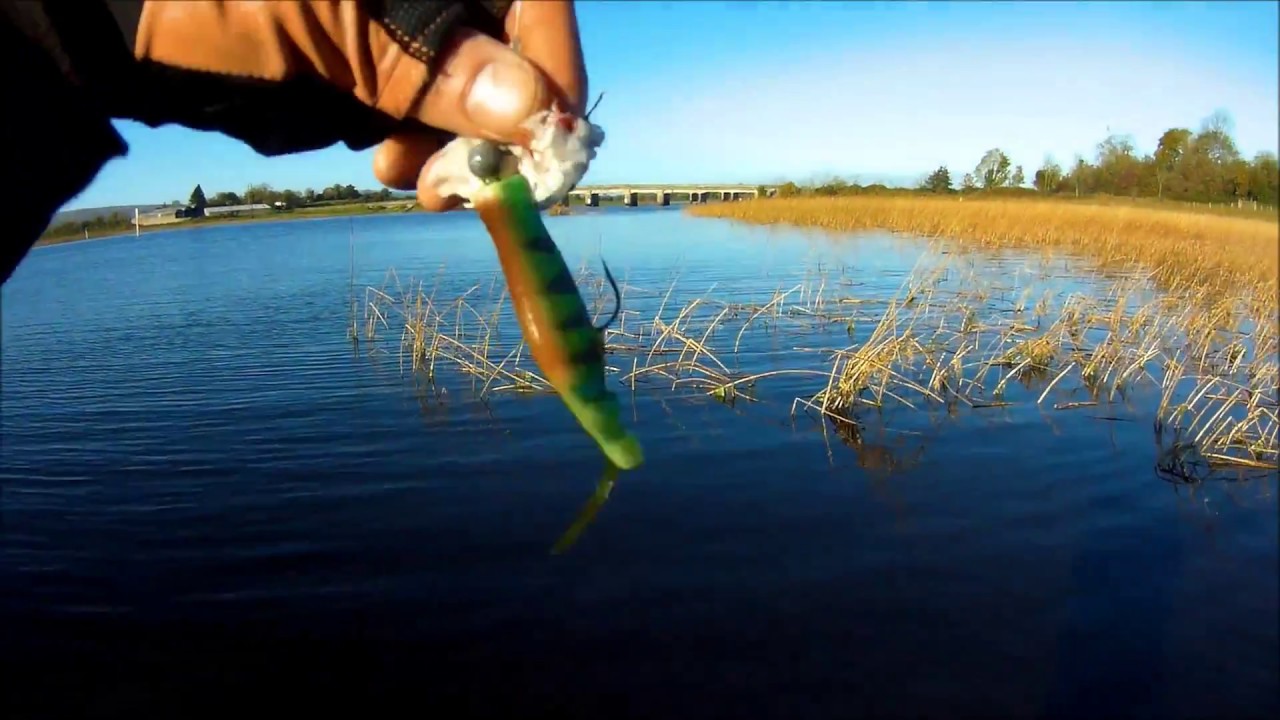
left=410, top=28, right=552, bottom=144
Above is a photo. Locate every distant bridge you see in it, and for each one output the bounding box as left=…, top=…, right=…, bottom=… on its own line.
left=566, top=184, right=776, bottom=207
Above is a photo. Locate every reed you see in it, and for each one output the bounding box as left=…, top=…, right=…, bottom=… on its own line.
left=687, top=195, right=1279, bottom=318
left=352, top=223, right=1277, bottom=481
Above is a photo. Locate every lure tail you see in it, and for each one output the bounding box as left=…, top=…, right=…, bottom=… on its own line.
left=550, top=459, right=620, bottom=555
left=472, top=173, right=644, bottom=470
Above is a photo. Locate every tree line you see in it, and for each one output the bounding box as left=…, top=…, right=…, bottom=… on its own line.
left=780, top=110, right=1279, bottom=207
left=189, top=182, right=400, bottom=209
left=38, top=109, right=1278, bottom=241
left=39, top=182, right=409, bottom=240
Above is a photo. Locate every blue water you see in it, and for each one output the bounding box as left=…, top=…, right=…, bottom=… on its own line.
left=2, top=208, right=1276, bottom=719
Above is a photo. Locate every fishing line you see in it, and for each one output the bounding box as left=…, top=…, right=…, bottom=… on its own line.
left=585, top=91, right=605, bottom=120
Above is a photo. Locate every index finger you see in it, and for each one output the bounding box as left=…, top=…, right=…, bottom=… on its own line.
left=504, top=0, right=588, bottom=115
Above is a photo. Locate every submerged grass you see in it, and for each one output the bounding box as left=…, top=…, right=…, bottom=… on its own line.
left=351, top=198, right=1278, bottom=484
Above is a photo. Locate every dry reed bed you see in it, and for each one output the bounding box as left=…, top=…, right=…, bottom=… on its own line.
left=688, top=195, right=1279, bottom=320
left=351, top=238, right=1277, bottom=481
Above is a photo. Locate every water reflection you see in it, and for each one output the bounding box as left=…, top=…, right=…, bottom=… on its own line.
left=825, top=411, right=926, bottom=478
left=550, top=460, right=620, bottom=555
left=1155, top=422, right=1277, bottom=486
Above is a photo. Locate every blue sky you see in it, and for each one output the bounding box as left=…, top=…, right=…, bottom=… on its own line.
left=66, top=0, right=1279, bottom=209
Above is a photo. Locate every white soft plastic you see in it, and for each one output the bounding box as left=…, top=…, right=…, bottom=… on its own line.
left=426, top=109, right=605, bottom=210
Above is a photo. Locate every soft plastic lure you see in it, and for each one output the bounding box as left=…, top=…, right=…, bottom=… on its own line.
left=467, top=141, right=644, bottom=471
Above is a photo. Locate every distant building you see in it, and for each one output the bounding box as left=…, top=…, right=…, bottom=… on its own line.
left=132, top=206, right=194, bottom=227
left=203, top=203, right=273, bottom=217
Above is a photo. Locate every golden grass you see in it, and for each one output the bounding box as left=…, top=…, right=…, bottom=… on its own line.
left=1048, top=193, right=1279, bottom=222
left=687, top=195, right=1279, bottom=318
left=681, top=195, right=1277, bottom=480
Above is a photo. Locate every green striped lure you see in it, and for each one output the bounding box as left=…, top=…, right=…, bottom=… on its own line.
left=467, top=140, right=643, bottom=471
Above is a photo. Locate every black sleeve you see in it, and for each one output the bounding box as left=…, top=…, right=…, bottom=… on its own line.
left=0, top=1, right=129, bottom=287
left=0, top=0, right=512, bottom=287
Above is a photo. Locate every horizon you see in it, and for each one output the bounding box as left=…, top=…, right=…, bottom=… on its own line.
left=62, top=0, right=1279, bottom=211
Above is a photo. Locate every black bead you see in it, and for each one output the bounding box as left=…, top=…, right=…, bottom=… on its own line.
left=468, top=141, right=503, bottom=180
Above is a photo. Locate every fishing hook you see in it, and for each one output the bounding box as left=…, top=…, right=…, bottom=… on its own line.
left=594, top=258, right=622, bottom=332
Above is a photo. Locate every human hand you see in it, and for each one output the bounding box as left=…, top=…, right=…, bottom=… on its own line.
left=371, top=0, right=590, bottom=212
left=119, top=0, right=586, bottom=211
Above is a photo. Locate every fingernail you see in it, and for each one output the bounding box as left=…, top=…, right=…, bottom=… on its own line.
left=466, top=60, right=540, bottom=135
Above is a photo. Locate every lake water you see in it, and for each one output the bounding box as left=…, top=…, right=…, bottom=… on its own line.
left=2, top=207, right=1276, bottom=719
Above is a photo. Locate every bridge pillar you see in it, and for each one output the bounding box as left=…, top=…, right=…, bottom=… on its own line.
left=723, top=191, right=734, bottom=202
left=586, top=192, right=599, bottom=207
left=624, top=190, right=636, bottom=207
left=657, top=191, right=669, bottom=207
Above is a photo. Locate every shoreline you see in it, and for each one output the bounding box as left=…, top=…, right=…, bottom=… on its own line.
left=31, top=198, right=663, bottom=250
left=686, top=194, right=1279, bottom=319
left=33, top=201, right=423, bottom=249
left=36, top=191, right=1276, bottom=254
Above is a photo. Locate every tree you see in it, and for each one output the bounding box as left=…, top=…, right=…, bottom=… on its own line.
left=921, top=165, right=953, bottom=193
left=974, top=148, right=1011, bottom=189
left=1134, top=154, right=1160, bottom=197
left=814, top=177, right=849, bottom=196
left=1248, top=151, right=1279, bottom=205
left=1197, top=109, right=1239, bottom=164
left=761, top=106, right=1267, bottom=207
left=1229, top=159, right=1251, bottom=201
left=189, top=184, right=208, bottom=209
left=776, top=181, right=801, bottom=198
left=1094, top=133, right=1140, bottom=196
left=1153, top=128, right=1192, bottom=199
left=1096, top=133, right=1136, bottom=165
left=244, top=183, right=275, bottom=204
left=1068, top=154, right=1089, bottom=197
left=1181, top=111, right=1243, bottom=201
left=1033, top=156, right=1063, bottom=193
left=1010, top=165, right=1025, bottom=188
left=209, top=191, right=242, bottom=206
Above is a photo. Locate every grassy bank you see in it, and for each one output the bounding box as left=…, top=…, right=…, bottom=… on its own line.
left=686, top=195, right=1279, bottom=313
left=35, top=200, right=419, bottom=248
left=673, top=194, right=1276, bottom=472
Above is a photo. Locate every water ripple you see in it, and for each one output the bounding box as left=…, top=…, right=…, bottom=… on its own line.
left=1, top=208, right=1275, bottom=718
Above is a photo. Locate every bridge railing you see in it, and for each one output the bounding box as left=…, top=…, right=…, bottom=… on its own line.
left=560, top=186, right=773, bottom=207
